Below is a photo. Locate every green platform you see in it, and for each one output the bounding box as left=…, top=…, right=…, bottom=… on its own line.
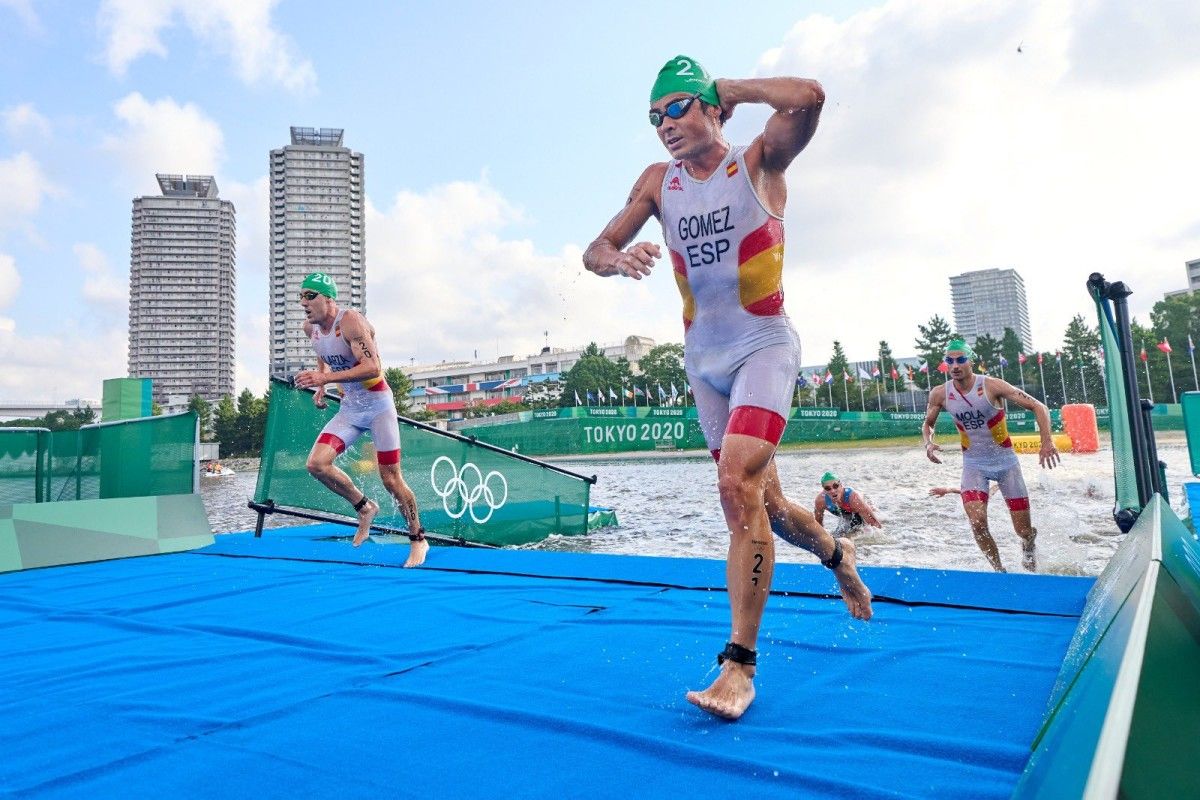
left=0, top=493, right=213, bottom=572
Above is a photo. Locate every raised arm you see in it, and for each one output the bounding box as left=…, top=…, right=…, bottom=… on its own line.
left=813, top=493, right=825, bottom=526
left=987, top=377, right=1061, bottom=469
left=922, top=386, right=946, bottom=464
left=583, top=163, right=666, bottom=280
left=718, top=77, right=824, bottom=173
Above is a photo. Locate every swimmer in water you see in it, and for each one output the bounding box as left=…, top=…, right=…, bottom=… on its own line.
left=814, top=472, right=882, bottom=536
left=584, top=55, right=871, bottom=721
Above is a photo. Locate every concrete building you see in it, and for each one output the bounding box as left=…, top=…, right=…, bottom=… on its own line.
left=407, top=336, right=656, bottom=416
left=950, top=268, right=1033, bottom=351
left=1165, top=258, right=1200, bottom=299
left=128, top=174, right=236, bottom=404
left=269, top=127, right=365, bottom=379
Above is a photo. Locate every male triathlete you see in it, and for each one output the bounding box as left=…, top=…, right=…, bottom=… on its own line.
left=922, top=339, right=1059, bottom=572
left=293, top=272, right=428, bottom=567
left=813, top=472, right=882, bottom=535
left=583, top=55, right=872, bottom=720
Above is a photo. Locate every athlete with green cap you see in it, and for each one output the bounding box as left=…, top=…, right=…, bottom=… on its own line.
left=922, top=338, right=1059, bottom=572
left=294, top=272, right=428, bottom=567
left=300, top=271, right=338, bottom=299
left=813, top=471, right=882, bottom=534
left=584, top=55, right=872, bottom=721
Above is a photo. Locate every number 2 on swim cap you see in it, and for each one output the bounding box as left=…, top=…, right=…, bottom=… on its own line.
left=675, top=59, right=693, bottom=76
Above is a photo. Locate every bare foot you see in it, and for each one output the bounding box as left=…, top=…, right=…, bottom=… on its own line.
left=686, top=660, right=756, bottom=720
left=352, top=499, right=379, bottom=547
left=832, top=538, right=873, bottom=621
left=403, top=537, right=429, bottom=568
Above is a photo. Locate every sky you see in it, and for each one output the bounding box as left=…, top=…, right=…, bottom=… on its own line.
left=1, top=0, right=1197, bottom=403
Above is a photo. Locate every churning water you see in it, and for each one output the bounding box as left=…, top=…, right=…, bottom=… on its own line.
left=202, top=433, right=1195, bottom=577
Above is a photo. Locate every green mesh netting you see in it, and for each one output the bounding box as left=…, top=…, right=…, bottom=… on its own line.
left=0, top=428, right=48, bottom=504
left=1092, top=289, right=1140, bottom=513
left=1184, top=392, right=1200, bottom=477
left=255, top=380, right=593, bottom=547
left=47, top=413, right=197, bottom=502
left=2, top=414, right=195, bottom=504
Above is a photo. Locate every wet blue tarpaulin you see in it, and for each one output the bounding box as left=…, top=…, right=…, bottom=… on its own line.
left=0, top=525, right=1090, bottom=799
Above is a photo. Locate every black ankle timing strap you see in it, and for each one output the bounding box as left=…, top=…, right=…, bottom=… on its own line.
left=352, top=495, right=370, bottom=512
left=822, top=539, right=843, bottom=570
left=717, top=641, right=757, bottom=667
left=408, top=528, right=425, bottom=542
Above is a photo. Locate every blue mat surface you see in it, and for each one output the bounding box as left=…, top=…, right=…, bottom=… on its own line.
left=0, top=525, right=1093, bottom=799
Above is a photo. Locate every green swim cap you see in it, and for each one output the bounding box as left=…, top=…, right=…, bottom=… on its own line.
left=301, top=272, right=337, bottom=299
left=945, top=338, right=975, bottom=359
left=650, top=55, right=720, bottom=106
left=820, top=471, right=839, bottom=485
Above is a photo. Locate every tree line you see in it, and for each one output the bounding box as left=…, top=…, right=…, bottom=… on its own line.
left=6, top=291, right=1193, bottom=452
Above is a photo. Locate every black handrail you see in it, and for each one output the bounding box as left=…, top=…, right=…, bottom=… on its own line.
left=247, top=499, right=495, bottom=548
left=1087, top=273, right=1164, bottom=528
left=270, top=376, right=597, bottom=484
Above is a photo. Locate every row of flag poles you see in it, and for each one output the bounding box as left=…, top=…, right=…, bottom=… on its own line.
left=569, top=335, right=1197, bottom=409
left=573, top=382, right=687, bottom=407
left=793, top=334, right=1197, bottom=411
left=1139, top=335, right=1198, bottom=404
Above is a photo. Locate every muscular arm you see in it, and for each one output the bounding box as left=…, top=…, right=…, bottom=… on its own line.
left=719, top=77, right=824, bottom=174
left=931, top=485, right=1000, bottom=498
left=987, top=377, right=1061, bottom=468
left=583, top=164, right=665, bottom=280
left=849, top=492, right=882, bottom=528
left=298, top=312, right=383, bottom=388
left=813, top=494, right=825, bottom=526
left=338, top=312, right=384, bottom=383
left=922, top=386, right=946, bottom=463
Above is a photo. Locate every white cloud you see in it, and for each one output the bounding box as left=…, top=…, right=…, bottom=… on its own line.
left=364, top=178, right=682, bottom=370
left=3, top=103, right=51, bottom=139
left=0, top=152, right=59, bottom=229
left=744, top=0, right=1200, bottom=362
left=98, top=0, right=317, bottom=93
left=74, top=243, right=127, bottom=309
left=0, top=0, right=39, bottom=32
left=0, top=325, right=128, bottom=401
left=0, top=252, right=21, bottom=311
left=101, top=93, right=225, bottom=195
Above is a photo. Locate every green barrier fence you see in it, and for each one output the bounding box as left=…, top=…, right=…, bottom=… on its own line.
left=1183, top=391, right=1200, bottom=477
left=0, top=428, right=48, bottom=504
left=0, top=412, right=198, bottom=503
left=459, top=405, right=1177, bottom=458
left=253, top=379, right=597, bottom=547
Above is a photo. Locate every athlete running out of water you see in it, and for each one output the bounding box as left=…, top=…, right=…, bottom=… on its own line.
left=922, top=338, right=1059, bottom=572
left=583, top=55, right=872, bottom=720
left=292, top=272, right=428, bottom=568
left=814, top=472, right=882, bottom=536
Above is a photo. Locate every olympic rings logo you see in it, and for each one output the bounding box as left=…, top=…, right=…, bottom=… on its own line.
left=430, top=456, right=509, bottom=524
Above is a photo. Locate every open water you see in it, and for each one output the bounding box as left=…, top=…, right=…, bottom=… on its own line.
left=202, top=433, right=1195, bottom=576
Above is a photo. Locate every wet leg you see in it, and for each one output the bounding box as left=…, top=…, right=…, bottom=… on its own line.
left=686, top=434, right=774, bottom=720
left=763, top=464, right=872, bottom=620
left=306, top=442, right=377, bottom=546
left=964, top=501, right=1004, bottom=571
left=380, top=462, right=427, bottom=567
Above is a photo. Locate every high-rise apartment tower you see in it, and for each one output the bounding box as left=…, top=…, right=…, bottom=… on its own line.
left=949, top=268, right=1033, bottom=352
left=128, top=174, right=236, bottom=403
left=268, top=127, right=365, bottom=378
